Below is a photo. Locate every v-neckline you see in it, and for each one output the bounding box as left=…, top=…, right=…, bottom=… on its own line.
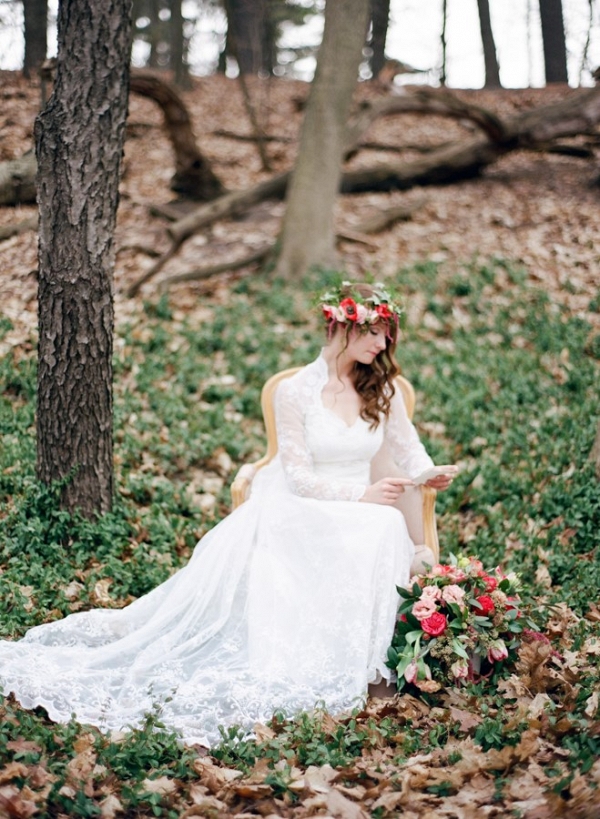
left=319, top=397, right=362, bottom=429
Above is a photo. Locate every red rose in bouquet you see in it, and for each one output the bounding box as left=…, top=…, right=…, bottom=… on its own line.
left=421, top=612, right=448, bottom=637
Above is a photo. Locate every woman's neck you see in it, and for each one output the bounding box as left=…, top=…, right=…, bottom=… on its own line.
left=321, top=341, right=355, bottom=380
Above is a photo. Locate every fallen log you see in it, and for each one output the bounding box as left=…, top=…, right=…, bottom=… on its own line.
left=351, top=197, right=427, bottom=234
left=128, top=86, right=600, bottom=296
left=158, top=244, right=273, bottom=289
left=0, top=152, right=37, bottom=206
left=0, top=214, right=38, bottom=241
left=129, top=69, right=226, bottom=201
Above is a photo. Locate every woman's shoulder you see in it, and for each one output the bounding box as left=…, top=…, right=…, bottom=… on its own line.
left=275, top=356, right=326, bottom=400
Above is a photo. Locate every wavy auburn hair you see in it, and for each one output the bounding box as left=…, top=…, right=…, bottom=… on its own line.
left=332, top=283, right=400, bottom=429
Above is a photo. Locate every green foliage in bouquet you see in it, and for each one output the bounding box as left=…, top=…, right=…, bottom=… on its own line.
left=387, top=555, right=540, bottom=692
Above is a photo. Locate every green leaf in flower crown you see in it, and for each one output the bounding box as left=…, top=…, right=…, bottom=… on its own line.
left=387, top=646, right=399, bottom=666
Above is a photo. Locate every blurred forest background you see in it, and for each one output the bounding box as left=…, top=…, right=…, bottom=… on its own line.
left=0, top=1, right=599, bottom=817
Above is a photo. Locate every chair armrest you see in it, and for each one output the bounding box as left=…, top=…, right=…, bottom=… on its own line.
left=230, top=463, right=257, bottom=510
left=421, top=486, right=439, bottom=563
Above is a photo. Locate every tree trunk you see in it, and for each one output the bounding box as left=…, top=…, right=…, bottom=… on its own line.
left=23, top=0, right=48, bottom=79
left=170, top=0, right=190, bottom=89
left=370, top=0, right=390, bottom=78
left=539, top=0, right=568, bottom=84
left=226, top=0, right=267, bottom=75
left=35, top=0, right=133, bottom=517
left=440, top=0, right=448, bottom=86
left=129, top=70, right=225, bottom=200
left=476, top=0, right=501, bottom=88
left=275, top=0, right=370, bottom=279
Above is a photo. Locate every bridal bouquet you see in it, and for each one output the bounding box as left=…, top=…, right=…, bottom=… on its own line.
left=387, top=555, right=535, bottom=692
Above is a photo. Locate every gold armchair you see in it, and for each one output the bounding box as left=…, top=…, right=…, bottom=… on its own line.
left=230, top=368, right=439, bottom=561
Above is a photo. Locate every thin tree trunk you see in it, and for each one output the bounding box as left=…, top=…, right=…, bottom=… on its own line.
left=275, top=0, right=370, bottom=279
left=226, top=0, right=266, bottom=74
left=590, top=419, right=600, bottom=479
left=171, top=0, right=190, bottom=89
left=36, top=0, right=133, bottom=517
left=539, top=0, right=568, bottom=84
left=476, top=0, right=501, bottom=88
left=23, top=0, right=48, bottom=79
left=370, top=0, right=390, bottom=77
left=440, top=0, right=448, bottom=86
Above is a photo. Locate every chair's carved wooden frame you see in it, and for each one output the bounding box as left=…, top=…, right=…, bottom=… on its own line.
left=231, top=367, right=439, bottom=560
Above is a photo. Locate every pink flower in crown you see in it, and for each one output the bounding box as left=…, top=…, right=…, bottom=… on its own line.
left=355, top=303, right=368, bottom=323
left=334, top=306, right=346, bottom=322
left=487, top=639, right=508, bottom=662
left=421, top=584, right=442, bottom=601
left=322, top=305, right=336, bottom=321
left=412, top=597, right=438, bottom=621
left=367, top=309, right=380, bottom=324
left=441, top=584, right=466, bottom=607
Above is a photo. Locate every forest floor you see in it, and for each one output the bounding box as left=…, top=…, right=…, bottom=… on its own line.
left=0, top=72, right=599, bottom=818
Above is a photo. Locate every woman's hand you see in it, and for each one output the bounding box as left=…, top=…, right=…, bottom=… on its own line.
left=425, top=472, right=455, bottom=491
left=360, top=477, right=414, bottom=505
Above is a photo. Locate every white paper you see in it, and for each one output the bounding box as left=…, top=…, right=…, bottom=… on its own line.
left=412, top=465, right=459, bottom=486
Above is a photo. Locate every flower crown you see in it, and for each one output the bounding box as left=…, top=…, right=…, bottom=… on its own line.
left=319, top=282, right=403, bottom=329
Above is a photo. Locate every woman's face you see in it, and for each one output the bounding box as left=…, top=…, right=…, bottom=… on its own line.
left=344, top=323, right=389, bottom=364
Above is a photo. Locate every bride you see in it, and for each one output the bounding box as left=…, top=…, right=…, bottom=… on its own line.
left=0, top=282, right=454, bottom=747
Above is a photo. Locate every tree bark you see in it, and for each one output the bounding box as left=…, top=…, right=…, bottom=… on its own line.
left=275, top=0, right=371, bottom=279
left=129, top=69, right=225, bottom=200
left=23, top=0, right=48, bottom=79
left=36, top=0, right=133, bottom=517
left=539, top=0, right=568, bottom=84
left=476, top=0, right=501, bottom=88
left=369, top=0, right=390, bottom=78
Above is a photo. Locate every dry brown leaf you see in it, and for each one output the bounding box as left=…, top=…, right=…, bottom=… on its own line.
left=449, top=706, right=482, bottom=732
left=140, top=776, right=177, bottom=796
left=326, top=788, right=370, bottom=819
left=0, top=764, right=30, bottom=785
left=0, top=785, right=38, bottom=819
left=99, top=794, right=124, bottom=819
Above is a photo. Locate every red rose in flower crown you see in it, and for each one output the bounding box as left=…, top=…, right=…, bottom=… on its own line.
left=421, top=612, right=448, bottom=637
left=339, top=298, right=359, bottom=321
left=375, top=303, right=392, bottom=319
left=387, top=555, right=541, bottom=692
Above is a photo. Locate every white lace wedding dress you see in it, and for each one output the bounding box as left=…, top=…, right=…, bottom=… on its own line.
left=0, top=354, right=433, bottom=746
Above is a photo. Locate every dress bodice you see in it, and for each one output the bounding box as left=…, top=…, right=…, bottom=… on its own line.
left=304, top=403, right=384, bottom=485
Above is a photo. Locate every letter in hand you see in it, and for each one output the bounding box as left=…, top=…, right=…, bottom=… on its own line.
left=413, top=464, right=459, bottom=491
left=360, top=477, right=415, bottom=506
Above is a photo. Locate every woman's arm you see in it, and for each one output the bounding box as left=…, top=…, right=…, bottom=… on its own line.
left=383, top=389, right=435, bottom=480
left=275, top=379, right=367, bottom=501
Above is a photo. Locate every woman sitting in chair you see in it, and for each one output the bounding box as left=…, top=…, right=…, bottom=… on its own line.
left=0, top=282, right=456, bottom=747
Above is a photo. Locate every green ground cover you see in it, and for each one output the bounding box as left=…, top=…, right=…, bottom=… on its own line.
left=0, top=261, right=599, bottom=816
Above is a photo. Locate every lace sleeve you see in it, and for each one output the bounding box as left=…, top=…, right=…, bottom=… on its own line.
left=275, top=379, right=367, bottom=502
left=384, top=389, right=434, bottom=479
